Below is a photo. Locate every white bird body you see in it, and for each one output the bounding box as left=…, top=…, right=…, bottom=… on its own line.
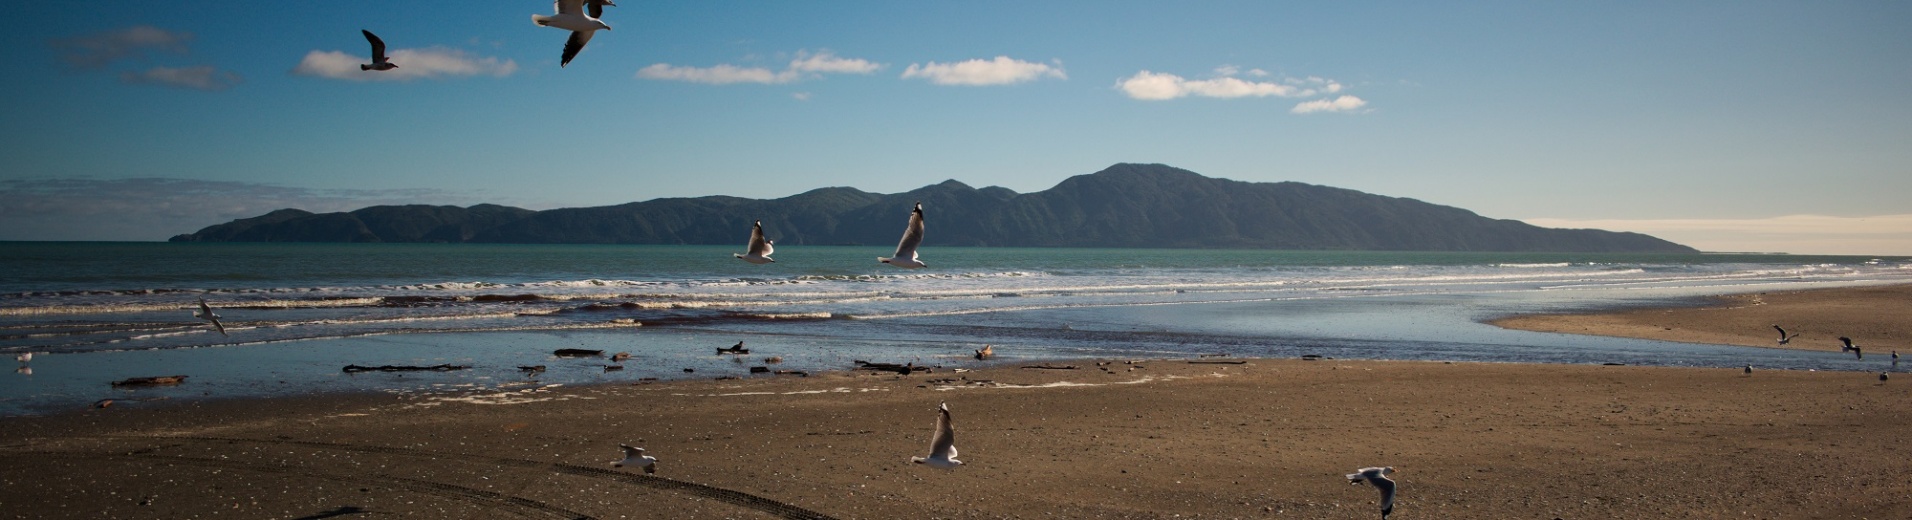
left=879, top=202, right=927, bottom=269
left=612, top=444, right=657, bottom=474
left=15, top=352, right=30, bottom=363
left=531, top=0, right=612, bottom=67
left=195, top=298, right=227, bottom=336
left=911, top=402, right=962, bottom=469
left=734, top=220, right=776, bottom=264
left=1347, top=466, right=1397, bottom=519
left=359, top=30, right=397, bottom=71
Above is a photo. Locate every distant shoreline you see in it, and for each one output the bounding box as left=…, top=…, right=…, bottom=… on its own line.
left=1491, top=283, right=1912, bottom=353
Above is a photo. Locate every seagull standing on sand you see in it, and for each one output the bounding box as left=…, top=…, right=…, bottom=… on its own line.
left=359, top=30, right=397, bottom=71
left=1744, top=365, right=1753, bottom=376
left=1881, top=372, right=1890, bottom=382
left=911, top=402, right=962, bottom=469
left=532, top=0, right=613, bottom=67
left=734, top=220, right=775, bottom=264
left=1346, top=466, right=1397, bottom=519
left=1840, top=337, right=1862, bottom=359
left=612, top=444, right=657, bottom=474
left=195, top=298, right=227, bottom=336
left=1773, top=325, right=1797, bottom=345
left=879, top=202, right=928, bottom=269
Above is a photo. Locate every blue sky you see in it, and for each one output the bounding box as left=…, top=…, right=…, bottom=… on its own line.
left=2, top=1, right=1908, bottom=254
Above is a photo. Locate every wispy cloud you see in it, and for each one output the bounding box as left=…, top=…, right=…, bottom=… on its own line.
left=637, top=50, right=879, bottom=85
left=1524, top=214, right=1912, bottom=255
left=1291, top=95, right=1367, bottom=114
left=900, top=56, right=1065, bottom=86
left=49, top=26, right=192, bottom=68
left=1116, top=68, right=1344, bottom=100
left=0, top=178, right=477, bottom=241
left=118, top=65, right=243, bottom=91
left=291, top=47, right=518, bottom=82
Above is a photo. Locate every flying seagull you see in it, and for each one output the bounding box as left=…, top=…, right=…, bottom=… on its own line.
left=359, top=30, right=397, bottom=71
left=878, top=202, right=927, bottom=269
left=911, top=402, right=962, bottom=469
left=532, top=0, right=613, bottom=67
left=195, top=298, right=227, bottom=336
left=1346, top=466, right=1397, bottom=519
left=734, top=220, right=775, bottom=264
left=1840, top=337, right=1862, bottom=359
left=1773, top=325, right=1797, bottom=345
left=612, top=444, right=657, bottom=474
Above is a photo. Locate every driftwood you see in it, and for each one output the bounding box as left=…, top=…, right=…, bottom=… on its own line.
left=749, top=366, right=771, bottom=374
left=342, top=364, right=469, bottom=373
left=1020, top=364, right=1077, bottom=370
left=111, top=375, right=188, bottom=387
left=553, top=349, right=603, bottom=357
left=855, top=361, right=929, bottom=375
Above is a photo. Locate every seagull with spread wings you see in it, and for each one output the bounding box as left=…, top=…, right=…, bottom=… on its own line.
left=878, top=202, right=927, bottom=269
left=359, top=30, right=397, bottom=71
left=910, top=402, right=962, bottom=469
left=734, top=220, right=775, bottom=264
left=532, top=0, right=614, bottom=67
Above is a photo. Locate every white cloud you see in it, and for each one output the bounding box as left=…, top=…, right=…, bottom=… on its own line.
left=792, top=92, right=812, bottom=101
left=900, top=56, right=1065, bottom=86
left=50, top=26, right=192, bottom=68
left=1523, top=214, right=1912, bottom=255
left=1291, top=95, right=1367, bottom=114
left=118, top=65, right=243, bottom=91
left=291, top=47, right=518, bottom=82
left=638, top=50, right=880, bottom=85
left=1117, top=68, right=1353, bottom=104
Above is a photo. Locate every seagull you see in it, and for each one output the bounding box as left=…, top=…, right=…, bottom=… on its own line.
left=1840, top=337, right=1863, bottom=359
left=1894, top=351, right=1901, bottom=366
left=15, top=352, right=30, bottom=364
left=878, top=202, right=927, bottom=269
left=1743, top=365, right=1752, bottom=376
left=1346, top=466, right=1397, bottom=519
left=359, top=30, right=397, bottom=71
left=974, top=344, right=993, bottom=360
left=1773, top=325, right=1797, bottom=345
left=717, top=341, right=749, bottom=355
left=733, top=220, right=775, bottom=264
left=1880, top=371, right=1890, bottom=382
left=911, top=402, right=962, bottom=469
left=611, top=444, right=656, bottom=474
left=531, top=0, right=613, bottom=67
left=195, top=298, right=227, bottom=336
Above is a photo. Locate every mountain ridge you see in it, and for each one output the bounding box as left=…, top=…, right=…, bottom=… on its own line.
left=169, top=163, right=1696, bottom=253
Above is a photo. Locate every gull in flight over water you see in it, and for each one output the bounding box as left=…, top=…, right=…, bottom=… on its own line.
left=195, top=298, right=227, bottom=336
left=359, top=30, right=396, bottom=71
left=878, top=202, right=927, bottom=269
left=1346, top=466, right=1397, bottom=519
left=1840, top=337, right=1863, bottom=359
left=911, top=402, right=962, bottom=469
left=532, top=0, right=614, bottom=67
left=1773, top=325, right=1798, bottom=345
left=612, top=444, right=657, bottom=474
left=734, top=220, right=775, bottom=264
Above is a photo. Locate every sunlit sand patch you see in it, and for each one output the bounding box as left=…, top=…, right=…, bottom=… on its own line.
left=672, top=387, right=890, bottom=397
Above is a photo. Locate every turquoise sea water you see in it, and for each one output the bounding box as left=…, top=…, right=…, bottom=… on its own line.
left=3, top=242, right=1909, bottom=416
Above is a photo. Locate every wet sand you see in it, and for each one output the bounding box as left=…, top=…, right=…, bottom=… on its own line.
left=1492, top=283, right=1912, bottom=354
left=3, top=355, right=1909, bottom=519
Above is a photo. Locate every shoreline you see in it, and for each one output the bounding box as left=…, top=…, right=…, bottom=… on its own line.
left=1490, top=283, right=1912, bottom=354
left=5, top=356, right=1911, bottom=518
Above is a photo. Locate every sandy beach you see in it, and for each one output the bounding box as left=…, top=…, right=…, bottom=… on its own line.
left=1492, top=283, right=1912, bottom=354
left=5, top=349, right=1911, bottom=519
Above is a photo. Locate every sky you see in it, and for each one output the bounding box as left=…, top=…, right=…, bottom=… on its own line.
left=1, top=1, right=1908, bottom=254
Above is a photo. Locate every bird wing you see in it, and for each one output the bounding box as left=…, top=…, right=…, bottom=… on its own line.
left=1774, top=325, right=1787, bottom=339
left=586, top=0, right=611, bottom=19
left=1372, top=475, right=1396, bottom=513
left=929, top=402, right=956, bottom=458
left=555, top=0, right=584, bottom=15
left=620, top=444, right=643, bottom=456
left=362, top=30, right=387, bottom=60
left=209, top=317, right=227, bottom=336
left=561, top=30, right=594, bottom=67
left=747, top=221, right=772, bottom=256
left=197, top=298, right=214, bottom=318
left=893, top=203, right=925, bottom=258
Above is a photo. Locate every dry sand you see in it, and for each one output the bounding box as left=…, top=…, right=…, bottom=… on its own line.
left=1493, top=283, right=1912, bottom=354
left=3, top=353, right=1910, bottom=519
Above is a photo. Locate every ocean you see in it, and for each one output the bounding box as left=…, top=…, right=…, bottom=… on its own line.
left=3, top=242, right=1908, bottom=416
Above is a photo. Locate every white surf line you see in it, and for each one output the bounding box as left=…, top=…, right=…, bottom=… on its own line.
left=671, top=387, right=891, bottom=397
